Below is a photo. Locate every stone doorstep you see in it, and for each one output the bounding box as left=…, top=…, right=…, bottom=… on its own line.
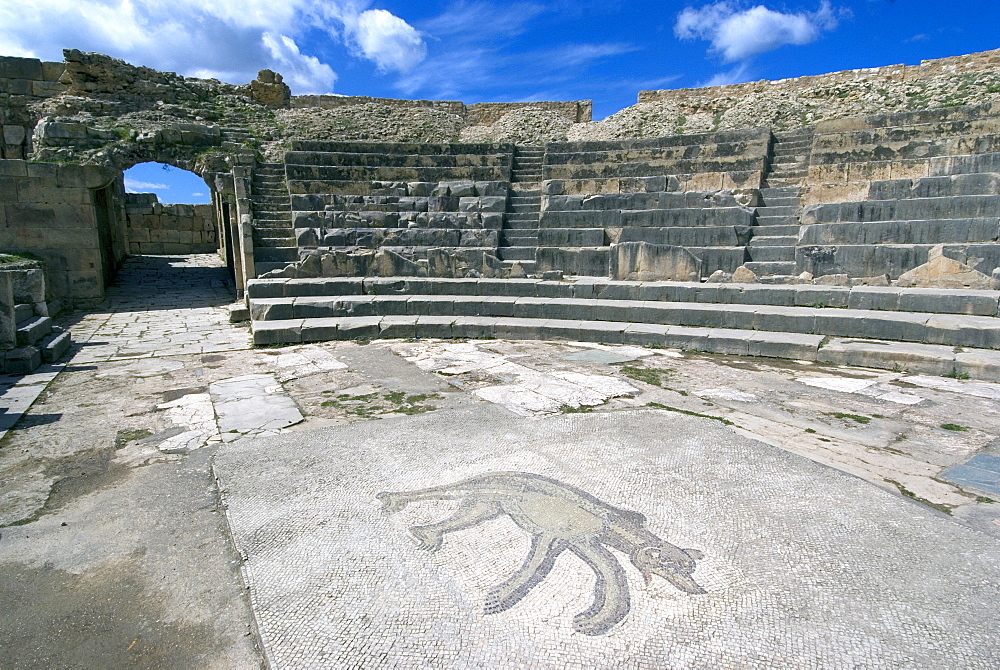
left=248, top=314, right=999, bottom=379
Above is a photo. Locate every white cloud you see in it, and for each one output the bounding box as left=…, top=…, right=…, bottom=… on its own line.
left=344, top=9, right=427, bottom=73
left=675, top=1, right=840, bottom=62
left=0, top=1, right=423, bottom=93
left=124, top=179, right=169, bottom=192
left=262, top=33, right=337, bottom=94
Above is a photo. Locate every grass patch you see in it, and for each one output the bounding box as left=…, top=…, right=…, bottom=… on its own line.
left=322, top=390, right=441, bottom=416
left=114, top=428, right=153, bottom=448
left=885, top=479, right=953, bottom=515
left=940, top=423, right=968, bottom=432
left=805, top=428, right=817, bottom=434
left=944, top=368, right=970, bottom=380
left=827, top=412, right=871, bottom=424
left=976, top=495, right=996, bottom=504
left=646, top=402, right=734, bottom=426
left=619, top=365, right=667, bottom=387
left=560, top=404, right=594, bottom=414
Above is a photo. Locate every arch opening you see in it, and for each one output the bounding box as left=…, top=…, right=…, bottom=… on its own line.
left=124, top=162, right=211, bottom=205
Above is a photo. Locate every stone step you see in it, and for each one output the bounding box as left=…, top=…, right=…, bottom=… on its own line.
left=764, top=178, right=806, bottom=187
left=760, top=186, right=801, bottom=198
left=755, top=215, right=799, bottom=226
left=39, top=328, right=71, bottom=363
left=539, top=228, right=606, bottom=246
left=743, top=261, right=798, bottom=276
left=4, top=346, right=40, bottom=375
left=747, top=246, right=796, bottom=262
left=752, top=224, right=800, bottom=236
left=13, top=303, right=32, bottom=322
left=16, top=316, right=52, bottom=347
left=242, top=294, right=997, bottom=349
left=246, top=277, right=1000, bottom=317
left=255, top=262, right=295, bottom=276
left=806, top=195, right=1000, bottom=223
left=759, top=197, right=800, bottom=208
left=254, top=233, right=296, bottom=245
left=246, top=313, right=1000, bottom=380
left=798, top=218, right=1000, bottom=246
left=501, top=231, right=539, bottom=244
left=511, top=189, right=542, bottom=197
left=756, top=204, right=799, bottom=216
left=510, top=203, right=541, bottom=213
left=748, top=235, right=799, bottom=247
left=771, top=168, right=808, bottom=178
left=254, top=247, right=299, bottom=263
left=498, top=247, right=537, bottom=261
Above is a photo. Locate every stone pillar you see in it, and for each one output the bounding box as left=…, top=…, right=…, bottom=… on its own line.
left=232, top=167, right=254, bottom=297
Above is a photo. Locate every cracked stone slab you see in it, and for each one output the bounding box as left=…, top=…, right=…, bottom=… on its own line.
left=395, top=341, right=637, bottom=415
left=210, top=374, right=303, bottom=438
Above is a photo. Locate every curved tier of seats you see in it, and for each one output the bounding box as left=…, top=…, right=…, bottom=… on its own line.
left=247, top=277, right=1000, bottom=380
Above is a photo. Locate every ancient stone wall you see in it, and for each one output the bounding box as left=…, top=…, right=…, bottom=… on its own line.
left=572, top=48, right=1000, bottom=140
left=465, top=101, right=592, bottom=126
left=0, top=159, right=124, bottom=306
left=124, top=193, right=218, bottom=254
left=0, top=56, right=67, bottom=159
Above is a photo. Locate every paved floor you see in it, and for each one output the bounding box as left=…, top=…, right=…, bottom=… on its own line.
left=0, top=255, right=998, bottom=668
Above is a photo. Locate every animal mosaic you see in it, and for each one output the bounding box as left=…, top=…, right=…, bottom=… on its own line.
left=377, top=471, right=706, bottom=635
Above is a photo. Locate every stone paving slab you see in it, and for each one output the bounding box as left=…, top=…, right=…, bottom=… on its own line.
left=214, top=406, right=1000, bottom=669
left=942, top=454, right=1000, bottom=496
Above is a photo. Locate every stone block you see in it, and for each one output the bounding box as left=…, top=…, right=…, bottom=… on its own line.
left=4, top=345, right=40, bottom=375
left=39, top=329, right=71, bottom=363
left=897, top=289, right=999, bottom=317
left=0, top=56, right=43, bottom=80
left=379, top=315, right=418, bottom=339
left=897, top=245, right=995, bottom=289
left=2, top=125, right=25, bottom=146
left=847, top=286, right=900, bottom=312
left=253, top=320, right=303, bottom=345
left=449, top=316, right=497, bottom=339
left=610, top=242, right=702, bottom=282
left=300, top=318, right=343, bottom=342
left=413, top=315, right=455, bottom=339
left=923, top=315, right=1000, bottom=349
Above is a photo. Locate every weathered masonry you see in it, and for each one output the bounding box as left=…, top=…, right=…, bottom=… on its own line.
left=2, top=48, right=1000, bottom=377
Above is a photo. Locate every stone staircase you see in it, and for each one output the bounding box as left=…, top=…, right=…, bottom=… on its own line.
left=250, top=162, right=298, bottom=275
left=746, top=129, right=813, bottom=280
left=498, top=146, right=544, bottom=271
left=219, top=127, right=257, bottom=165
left=245, top=276, right=1000, bottom=381
left=4, top=303, right=71, bottom=374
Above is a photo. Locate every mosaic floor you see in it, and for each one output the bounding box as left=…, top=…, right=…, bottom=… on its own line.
left=214, top=405, right=1000, bottom=669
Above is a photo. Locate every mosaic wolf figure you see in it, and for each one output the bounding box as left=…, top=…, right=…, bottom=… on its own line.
left=377, top=472, right=705, bottom=635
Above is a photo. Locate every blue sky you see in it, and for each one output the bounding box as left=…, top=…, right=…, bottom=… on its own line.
left=3, top=1, right=998, bottom=202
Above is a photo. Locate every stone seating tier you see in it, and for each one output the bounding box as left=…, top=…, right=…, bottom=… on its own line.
left=246, top=277, right=1000, bottom=380
left=283, top=151, right=512, bottom=168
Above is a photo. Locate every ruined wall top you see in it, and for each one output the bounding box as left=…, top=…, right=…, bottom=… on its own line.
left=5, top=46, right=1000, bottom=168
left=639, top=48, right=1000, bottom=104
